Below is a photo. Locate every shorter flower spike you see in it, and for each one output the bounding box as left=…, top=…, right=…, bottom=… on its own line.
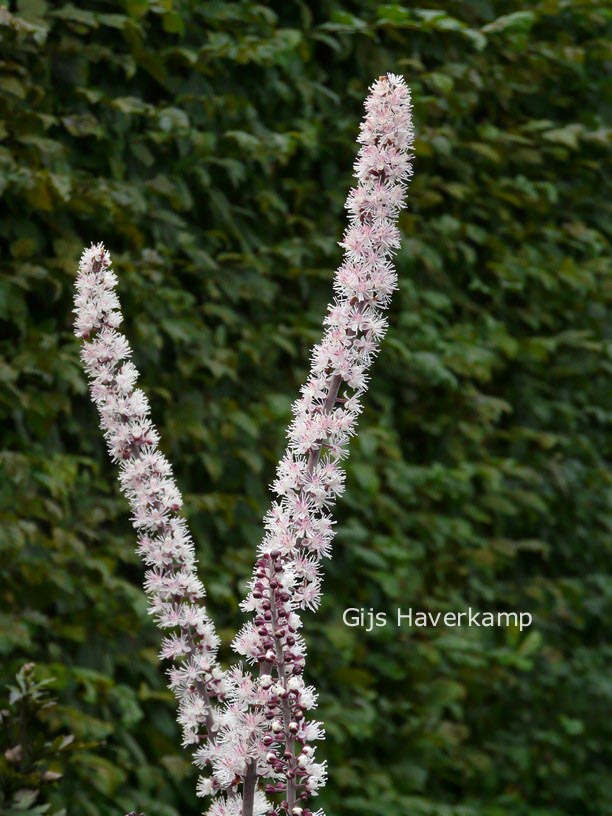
left=73, top=244, right=227, bottom=758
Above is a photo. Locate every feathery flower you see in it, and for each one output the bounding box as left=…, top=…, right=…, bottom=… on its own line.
left=227, top=72, right=414, bottom=815
left=73, top=244, right=226, bottom=752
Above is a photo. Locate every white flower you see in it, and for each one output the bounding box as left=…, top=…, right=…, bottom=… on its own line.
left=196, top=776, right=214, bottom=797
left=74, top=242, right=224, bottom=767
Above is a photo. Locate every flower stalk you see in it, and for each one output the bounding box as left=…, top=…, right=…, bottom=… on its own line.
left=230, top=73, right=414, bottom=816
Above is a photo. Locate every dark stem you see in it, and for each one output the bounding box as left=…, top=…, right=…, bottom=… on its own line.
left=269, top=579, right=297, bottom=810
left=242, top=760, right=257, bottom=816
left=183, top=630, right=217, bottom=741
left=306, top=372, right=343, bottom=475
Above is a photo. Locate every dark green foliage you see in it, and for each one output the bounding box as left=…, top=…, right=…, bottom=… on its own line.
left=0, top=664, right=75, bottom=815
left=1, top=1, right=610, bottom=815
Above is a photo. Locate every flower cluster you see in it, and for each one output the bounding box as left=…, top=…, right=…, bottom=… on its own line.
left=252, top=72, right=413, bottom=611
left=74, top=73, right=413, bottom=816
left=73, top=244, right=225, bottom=752
left=228, top=551, right=326, bottom=813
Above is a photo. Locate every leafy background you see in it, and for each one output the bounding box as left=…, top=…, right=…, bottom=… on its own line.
left=1, top=1, right=610, bottom=815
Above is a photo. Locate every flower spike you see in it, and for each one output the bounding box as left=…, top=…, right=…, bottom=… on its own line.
left=73, top=244, right=226, bottom=750
left=225, top=73, right=414, bottom=815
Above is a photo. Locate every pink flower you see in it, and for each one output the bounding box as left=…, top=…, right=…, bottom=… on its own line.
left=73, top=242, right=223, bottom=761
left=233, top=72, right=414, bottom=815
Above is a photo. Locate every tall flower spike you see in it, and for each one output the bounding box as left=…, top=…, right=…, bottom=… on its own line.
left=223, top=73, right=414, bottom=816
left=73, top=244, right=227, bottom=758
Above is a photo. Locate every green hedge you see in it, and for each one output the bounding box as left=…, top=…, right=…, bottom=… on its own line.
left=1, top=2, right=610, bottom=815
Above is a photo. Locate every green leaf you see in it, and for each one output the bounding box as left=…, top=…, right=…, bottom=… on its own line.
left=482, top=11, right=536, bottom=35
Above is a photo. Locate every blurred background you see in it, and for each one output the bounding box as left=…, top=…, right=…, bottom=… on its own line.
left=0, top=1, right=610, bottom=815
